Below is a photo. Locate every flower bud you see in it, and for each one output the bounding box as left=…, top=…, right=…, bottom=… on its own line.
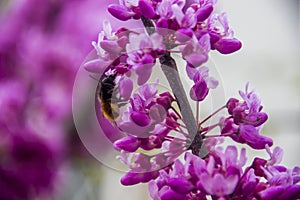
left=196, top=4, right=213, bottom=21
left=121, top=171, right=159, bottom=186
left=214, top=38, right=242, bottom=54
left=139, top=0, right=155, bottom=19
left=168, top=178, right=194, bottom=194
left=130, top=111, right=151, bottom=127
left=108, top=4, right=133, bottom=21
left=114, top=136, right=141, bottom=152
left=160, top=188, right=186, bottom=200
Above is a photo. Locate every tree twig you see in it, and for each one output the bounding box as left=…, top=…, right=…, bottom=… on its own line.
left=141, top=17, right=208, bottom=158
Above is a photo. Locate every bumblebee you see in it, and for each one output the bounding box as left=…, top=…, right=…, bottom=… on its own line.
left=97, top=73, right=123, bottom=122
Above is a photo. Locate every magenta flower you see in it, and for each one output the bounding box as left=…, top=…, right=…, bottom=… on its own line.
left=188, top=66, right=218, bottom=101
left=86, top=1, right=299, bottom=200
left=149, top=154, right=198, bottom=199
left=193, top=0, right=215, bottom=22
left=266, top=145, right=284, bottom=166
left=116, top=150, right=167, bottom=186
left=196, top=146, right=245, bottom=197
left=149, top=146, right=246, bottom=199
left=240, top=124, right=273, bottom=149
left=119, top=76, right=134, bottom=100
left=139, top=0, right=156, bottom=19
left=199, top=173, right=238, bottom=196
left=108, top=0, right=155, bottom=21
left=181, top=34, right=211, bottom=67
left=207, top=12, right=242, bottom=54
left=155, top=0, right=185, bottom=31
left=220, top=83, right=272, bottom=149
left=233, top=146, right=300, bottom=200
left=118, top=82, right=167, bottom=137
left=172, top=4, right=197, bottom=29
left=126, top=32, right=164, bottom=85
left=108, top=4, right=136, bottom=21
left=156, top=0, right=174, bottom=19
left=85, top=20, right=125, bottom=73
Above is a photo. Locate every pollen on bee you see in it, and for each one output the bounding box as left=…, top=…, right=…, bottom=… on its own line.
left=101, top=101, right=120, bottom=121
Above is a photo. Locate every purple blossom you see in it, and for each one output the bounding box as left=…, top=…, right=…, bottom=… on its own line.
left=108, top=0, right=140, bottom=21
left=266, top=145, right=284, bottom=166
left=121, top=170, right=160, bottom=186
left=117, top=151, right=163, bottom=185
left=113, top=83, right=199, bottom=185
left=240, top=124, right=273, bottom=149
left=220, top=117, right=273, bottom=150
left=155, top=0, right=213, bottom=32
left=196, top=146, right=246, bottom=197
left=182, top=34, right=211, bottom=67
left=85, top=1, right=300, bottom=200
left=149, top=156, right=195, bottom=199
left=108, top=4, right=136, bottom=21
left=85, top=20, right=124, bottom=73
left=118, top=82, right=167, bottom=137
left=116, top=93, right=179, bottom=151
left=194, top=1, right=215, bottom=22
left=255, top=165, right=300, bottom=199
left=119, top=76, right=134, bottom=100
left=216, top=145, right=247, bottom=174
left=206, top=13, right=242, bottom=54
left=199, top=173, right=238, bottom=196
left=156, top=0, right=174, bottom=19
left=149, top=146, right=246, bottom=199
left=259, top=185, right=300, bottom=200
left=156, top=92, right=175, bottom=110
left=220, top=83, right=272, bottom=149
left=155, top=0, right=183, bottom=31
left=188, top=66, right=218, bottom=101
left=114, top=135, right=141, bottom=152
left=239, top=82, right=265, bottom=114
left=126, top=32, right=164, bottom=85
left=139, top=0, right=156, bottom=19
left=227, top=146, right=300, bottom=199
left=108, top=0, right=156, bottom=21
left=172, top=5, right=197, bottom=29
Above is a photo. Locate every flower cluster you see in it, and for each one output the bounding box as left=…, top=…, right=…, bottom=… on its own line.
left=220, top=83, right=273, bottom=149
left=149, top=145, right=300, bottom=200
left=88, top=0, right=300, bottom=199
left=115, top=83, right=186, bottom=185
left=149, top=146, right=246, bottom=199
left=88, top=0, right=241, bottom=84
left=108, top=0, right=241, bottom=55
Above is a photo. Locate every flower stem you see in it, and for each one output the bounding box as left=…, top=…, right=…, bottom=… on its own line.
left=198, top=105, right=226, bottom=127
left=201, top=122, right=222, bottom=134
left=141, top=17, right=208, bottom=158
